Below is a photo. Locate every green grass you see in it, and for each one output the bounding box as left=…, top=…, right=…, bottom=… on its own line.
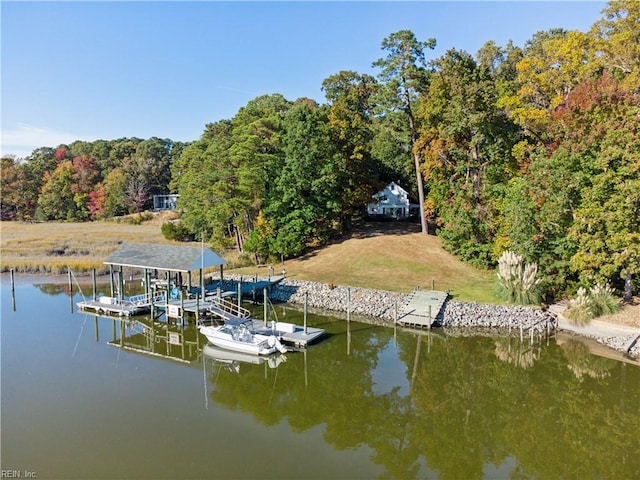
left=1, top=219, right=500, bottom=303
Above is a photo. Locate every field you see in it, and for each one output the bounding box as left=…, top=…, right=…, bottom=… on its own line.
left=0, top=215, right=177, bottom=274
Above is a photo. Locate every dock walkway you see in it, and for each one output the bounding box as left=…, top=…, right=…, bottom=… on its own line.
left=397, top=289, right=448, bottom=328
left=245, top=320, right=326, bottom=348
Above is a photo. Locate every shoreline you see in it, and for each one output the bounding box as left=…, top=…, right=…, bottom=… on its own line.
left=4, top=271, right=639, bottom=361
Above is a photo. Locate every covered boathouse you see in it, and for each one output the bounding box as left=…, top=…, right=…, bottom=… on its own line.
left=81, top=243, right=227, bottom=321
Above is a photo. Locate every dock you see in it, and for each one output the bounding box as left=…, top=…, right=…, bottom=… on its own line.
left=397, top=289, right=448, bottom=328
left=245, top=319, right=326, bottom=348
left=77, top=292, right=165, bottom=317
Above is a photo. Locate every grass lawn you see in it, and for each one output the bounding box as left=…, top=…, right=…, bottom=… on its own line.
left=1, top=219, right=499, bottom=303
left=230, top=223, right=500, bottom=303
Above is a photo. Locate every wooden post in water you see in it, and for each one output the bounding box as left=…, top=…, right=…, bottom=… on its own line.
left=166, top=274, right=170, bottom=310
left=428, top=305, right=432, bottom=330
left=432, top=279, right=435, bottom=291
left=92, top=268, right=97, bottom=301
left=520, top=324, right=524, bottom=342
left=237, top=281, right=242, bottom=311
left=195, top=292, right=200, bottom=324
left=109, top=265, right=114, bottom=297
left=347, top=287, right=351, bottom=323
left=304, top=292, right=308, bottom=334
left=263, top=287, right=268, bottom=327
left=118, top=266, right=124, bottom=303
left=530, top=318, right=534, bottom=345
left=68, top=268, right=73, bottom=313
left=180, top=289, right=185, bottom=325
left=10, top=269, right=16, bottom=311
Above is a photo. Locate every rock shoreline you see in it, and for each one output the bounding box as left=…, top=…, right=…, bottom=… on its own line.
left=216, top=274, right=557, bottom=333
left=213, top=275, right=640, bottom=359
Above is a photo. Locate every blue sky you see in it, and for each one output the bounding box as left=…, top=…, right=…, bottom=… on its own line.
left=2, top=1, right=607, bottom=159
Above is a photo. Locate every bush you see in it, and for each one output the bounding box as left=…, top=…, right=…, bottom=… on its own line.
left=565, top=282, right=620, bottom=325
left=496, top=250, right=542, bottom=305
left=565, top=287, right=594, bottom=325
left=161, top=221, right=196, bottom=242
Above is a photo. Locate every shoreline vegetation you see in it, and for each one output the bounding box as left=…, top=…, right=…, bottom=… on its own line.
left=2, top=218, right=638, bottom=359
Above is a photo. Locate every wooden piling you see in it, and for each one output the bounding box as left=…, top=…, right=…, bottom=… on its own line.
left=10, top=268, right=16, bottom=311
left=304, top=292, right=308, bottom=334
left=68, top=268, right=73, bottom=313
left=92, top=268, right=97, bottom=301
left=263, top=287, right=268, bottom=327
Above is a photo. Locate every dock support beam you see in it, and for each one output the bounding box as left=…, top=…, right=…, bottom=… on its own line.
left=92, top=268, right=97, bottom=301
left=263, top=287, right=268, bottom=327
left=304, top=292, right=308, bottom=334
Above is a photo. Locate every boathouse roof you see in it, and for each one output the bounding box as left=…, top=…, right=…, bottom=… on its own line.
left=104, top=243, right=226, bottom=272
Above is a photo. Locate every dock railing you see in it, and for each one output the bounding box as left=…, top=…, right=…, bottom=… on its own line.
left=127, top=291, right=166, bottom=306
left=208, top=295, right=251, bottom=320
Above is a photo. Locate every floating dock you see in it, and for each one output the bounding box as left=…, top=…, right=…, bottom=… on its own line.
left=77, top=293, right=164, bottom=317
left=397, top=289, right=448, bottom=328
left=245, top=319, right=326, bottom=348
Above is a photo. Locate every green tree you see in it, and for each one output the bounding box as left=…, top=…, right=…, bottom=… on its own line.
left=322, top=70, right=380, bottom=228
left=0, top=156, right=31, bottom=220
left=37, top=160, right=76, bottom=220
left=417, top=48, right=519, bottom=266
left=590, top=0, right=640, bottom=91
left=563, top=76, right=640, bottom=298
left=267, top=99, right=342, bottom=257
left=373, top=30, right=437, bottom=235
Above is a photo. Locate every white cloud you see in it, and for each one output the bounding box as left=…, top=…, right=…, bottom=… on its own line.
left=0, top=123, right=94, bottom=159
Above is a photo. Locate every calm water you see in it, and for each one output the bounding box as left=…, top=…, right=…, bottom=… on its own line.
left=1, top=280, right=639, bottom=480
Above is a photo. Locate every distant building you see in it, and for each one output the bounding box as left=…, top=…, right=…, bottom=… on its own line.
left=366, top=182, right=418, bottom=219
left=153, top=194, right=179, bottom=211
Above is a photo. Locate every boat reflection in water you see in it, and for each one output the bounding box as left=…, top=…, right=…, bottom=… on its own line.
left=202, top=344, right=287, bottom=373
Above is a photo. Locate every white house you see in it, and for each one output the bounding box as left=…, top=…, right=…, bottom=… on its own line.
left=366, top=182, right=418, bottom=219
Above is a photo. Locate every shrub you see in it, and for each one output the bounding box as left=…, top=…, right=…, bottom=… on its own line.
left=565, top=287, right=594, bottom=325
left=496, top=250, right=542, bottom=305
left=564, top=282, right=620, bottom=325
left=589, top=282, right=621, bottom=317
left=161, top=221, right=195, bottom=242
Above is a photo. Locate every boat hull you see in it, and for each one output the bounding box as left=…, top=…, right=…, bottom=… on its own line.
left=198, top=325, right=278, bottom=355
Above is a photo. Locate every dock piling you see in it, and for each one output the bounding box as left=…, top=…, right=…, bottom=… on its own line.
left=10, top=269, right=16, bottom=311
left=263, top=287, right=268, bottom=327
left=304, top=292, right=308, bottom=334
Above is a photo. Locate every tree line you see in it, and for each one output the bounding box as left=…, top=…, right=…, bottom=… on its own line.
left=1, top=0, right=638, bottom=299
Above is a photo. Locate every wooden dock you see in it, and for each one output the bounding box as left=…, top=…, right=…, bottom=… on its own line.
left=397, top=289, right=448, bottom=328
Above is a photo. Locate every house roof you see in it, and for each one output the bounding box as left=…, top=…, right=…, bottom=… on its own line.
left=104, top=243, right=226, bottom=272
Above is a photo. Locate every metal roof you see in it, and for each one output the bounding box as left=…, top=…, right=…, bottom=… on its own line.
left=104, top=243, right=226, bottom=272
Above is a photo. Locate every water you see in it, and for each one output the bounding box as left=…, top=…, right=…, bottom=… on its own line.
left=2, top=280, right=639, bottom=479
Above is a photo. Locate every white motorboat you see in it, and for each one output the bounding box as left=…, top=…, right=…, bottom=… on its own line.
left=198, top=318, right=289, bottom=355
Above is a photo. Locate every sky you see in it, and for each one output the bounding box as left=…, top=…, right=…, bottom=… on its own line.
left=1, top=1, right=608, bottom=160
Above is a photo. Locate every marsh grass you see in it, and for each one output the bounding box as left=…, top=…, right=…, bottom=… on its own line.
left=1, top=218, right=181, bottom=274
